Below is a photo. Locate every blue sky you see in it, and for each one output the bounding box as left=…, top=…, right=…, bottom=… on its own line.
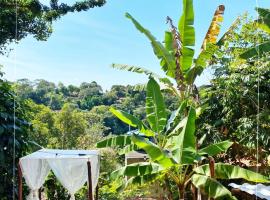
left=1, top=0, right=270, bottom=90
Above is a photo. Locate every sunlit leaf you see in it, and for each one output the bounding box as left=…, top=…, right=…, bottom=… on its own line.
left=178, top=0, right=195, bottom=71
left=96, top=135, right=132, bottom=148
left=125, top=13, right=176, bottom=78
left=191, top=174, right=237, bottom=200
left=194, top=163, right=270, bottom=183
left=131, top=134, right=175, bottom=168
left=146, top=78, right=167, bottom=134
left=198, top=140, right=233, bottom=156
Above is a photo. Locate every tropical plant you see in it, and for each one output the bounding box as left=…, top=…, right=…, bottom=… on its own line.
left=198, top=13, right=270, bottom=168
left=97, top=77, right=269, bottom=200
left=111, top=0, right=225, bottom=103
left=239, top=8, right=270, bottom=59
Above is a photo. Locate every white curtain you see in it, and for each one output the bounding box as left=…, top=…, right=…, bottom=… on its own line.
left=20, top=159, right=51, bottom=200
left=20, top=150, right=100, bottom=200
left=48, top=159, right=90, bottom=200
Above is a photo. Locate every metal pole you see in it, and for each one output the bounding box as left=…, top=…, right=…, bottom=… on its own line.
left=18, top=162, right=22, bottom=200
left=87, top=161, right=93, bottom=200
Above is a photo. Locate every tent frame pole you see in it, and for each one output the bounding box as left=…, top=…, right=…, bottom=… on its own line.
left=95, top=184, right=99, bottom=200
left=87, top=161, right=93, bottom=200
left=18, top=162, right=23, bottom=200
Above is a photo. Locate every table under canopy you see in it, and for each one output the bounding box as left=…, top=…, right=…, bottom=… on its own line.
left=19, top=149, right=100, bottom=200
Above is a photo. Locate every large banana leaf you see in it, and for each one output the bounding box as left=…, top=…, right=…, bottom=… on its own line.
left=200, top=5, right=225, bottom=50
left=178, top=0, right=195, bottom=71
left=191, top=174, right=237, bottom=200
left=256, top=8, right=270, bottom=33
left=146, top=78, right=167, bottom=134
left=185, top=43, right=218, bottom=84
left=125, top=13, right=176, bottom=78
left=126, top=173, right=160, bottom=186
left=110, top=107, right=154, bottom=137
left=194, top=163, right=270, bottom=183
left=240, top=41, right=270, bottom=59
left=165, top=100, right=187, bottom=133
left=111, top=162, right=163, bottom=179
left=198, top=140, right=233, bottom=156
left=131, top=134, right=175, bottom=168
left=111, top=63, right=161, bottom=78
left=111, top=63, right=175, bottom=93
left=96, top=135, right=132, bottom=148
left=170, top=107, right=197, bottom=164
left=164, top=31, right=174, bottom=53
left=118, top=144, right=139, bottom=155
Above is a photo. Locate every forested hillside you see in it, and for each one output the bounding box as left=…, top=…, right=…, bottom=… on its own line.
left=13, top=78, right=178, bottom=150
left=0, top=0, right=270, bottom=199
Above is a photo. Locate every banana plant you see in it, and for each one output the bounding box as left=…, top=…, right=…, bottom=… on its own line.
left=112, top=0, right=225, bottom=103
left=97, top=77, right=269, bottom=200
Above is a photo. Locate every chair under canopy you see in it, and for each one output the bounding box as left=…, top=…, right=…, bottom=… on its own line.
left=19, top=149, right=100, bottom=200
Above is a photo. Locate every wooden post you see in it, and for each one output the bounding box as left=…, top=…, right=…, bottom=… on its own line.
left=18, top=162, right=23, bottom=200
left=95, top=184, right=99, bottom=200
left=39, top=188, right=42, bottom=200
left=87, top=161, right=93, bottom=200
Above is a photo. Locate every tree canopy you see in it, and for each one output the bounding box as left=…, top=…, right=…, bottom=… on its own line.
left=0, top=0, right=106, bottom=54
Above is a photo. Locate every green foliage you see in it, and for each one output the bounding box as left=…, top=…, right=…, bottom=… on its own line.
left=194, top=163, right=270, bottom=183
left=146, top=78, right=167, bottom=134
left=125, top=13, right=176, bottom=78
left=0, top=75, right=29, bottom=199
left=0, top=0, right=106, bottom=54
left=114, top=0, right=225, bottom=108
left=198, top=141, right=233, bottom=156
left=97, top=76, right=267, bottom=199
left=198, top=15, right=270, bottom=153
left=97, top=135, right=132, bottom=148
left=170, top=112, right=197, bottom=165
left=179, top=0, right=195, bottom=71
left=191, top=174, right=237, bottom=200
left=240, top=7, right=270, bottom=59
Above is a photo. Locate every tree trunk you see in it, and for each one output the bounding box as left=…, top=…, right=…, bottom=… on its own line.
left=178, top=186, right=185, bottom=200
left=191, top=184, right=197, bottom=200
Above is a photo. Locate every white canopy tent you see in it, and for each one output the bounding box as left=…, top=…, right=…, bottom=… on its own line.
left=19, top=149, right=100, bottom=200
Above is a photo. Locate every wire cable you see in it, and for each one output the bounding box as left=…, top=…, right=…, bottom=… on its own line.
left=12, top=0, right=18, bottom=199
left=254, top=0, right=261, bottom=199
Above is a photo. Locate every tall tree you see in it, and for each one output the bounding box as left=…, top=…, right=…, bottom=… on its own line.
left=0, top=72, right=29, bottom=199
left=0, top=0, right=106, bottom=54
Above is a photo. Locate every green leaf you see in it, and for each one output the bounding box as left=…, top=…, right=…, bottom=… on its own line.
left=125, top=13, right=176, bottom=78
left=131, top=134, right=175, bottom=168
left=185, top=44, right=218, bottom=84
left=240, top=41, right=270, bottom=59
left=112, top=63, right=161, bottom=78
left=111, top=162, right=163, bottom=179
left=96, top=135, right=132, bottom=148
left=118, top=144, right=139, bottom=155
left=256, top=7, right=270, bottom=33
left=164, top=31, right=174, bottom=53
left=170, top=107, right=197, bottom=164
left=198, top=141, right=233, bottom=156
left=194, top=163, right=270, bottom=183
left=110, top=107, right=154, bottom=136
left=126, top=173, right=160, bottom=186
left=146, top=78, right=167, bottom=134
left=179, top=0, right=195, bottom=70
left=111, top=64, right=175, bottom=93
left=166, top=100, right=187, bottom=133
left=191, top=174, right=237, bottom=200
